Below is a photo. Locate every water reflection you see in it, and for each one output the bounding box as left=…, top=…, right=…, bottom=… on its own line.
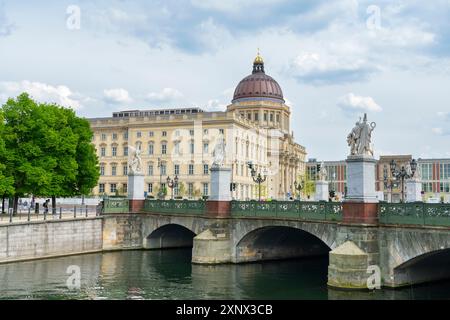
left=0, top=249, right=449, bottom=300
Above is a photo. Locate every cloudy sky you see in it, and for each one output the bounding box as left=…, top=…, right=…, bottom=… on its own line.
left=0, top=0, right=449, bottom=161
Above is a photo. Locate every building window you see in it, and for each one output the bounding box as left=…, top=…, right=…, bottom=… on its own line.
left=161, top=143, right=167, bottom=155
left=162, top=131, right=167, bottom=137
left=124, top=146, right=128, bottom=156
left=440, top=182, right=450, bottom=193
left=188, top=183, right=194, bottom=198
left=148, top=164, right=154, bottom=176
left=203, top=143, right=209, bottom=154
left=203, top=183, right=209, bottom=196
left=101, top=147, right=106, bottom=157
left=421, top=163, right=433, bottom=180
left=110, top=184, right=117, bottom=193
left=190, top=142, right=195, bottom=154
left=264, top=113, right=268, bottom=121
left=148, top=183, right=153, bottom=193
left=148, top=143, right=154, bottom=155
left=160, top=164, right=167, bottom=176
left=101, top=133, right=107, bottom=141
left=174, top=142, right=180, bottom=154
left=219, top=129, right=224, bottom=135
left=188, top=164, right=194, bottom=175
left=112, top=146, right=117, bottom=157
left=440, top=164, right=450, bottom=180
left=137, top=131, right=142, bottom=138
left=123, top=132, right=128, bottom=140
left=422, top=182, right=433, bottom=193
left=270, top=114, right=274, bottom=122
left=175, top=130, right=180, bottom=137
left=123, top=165, right=128, bottom=176
left=254, top=113, right=259, bottom=121
left=99, top=184, right=105, bottom=193
left=203, top=129, right=208, bottom=135
left=100, top=165, right=105, bottom=176
left=111, top=165, right=117, bottom=176
left=174, top=184, right=180, bottom=197
left=190, top=129, right=194, bottom=136
left=203, top=164, right=209, bottom=175
left=174, top=164, right=180, bottom=175
left=112, top=133, right=118, bottom=140
left=276, top=114, right=280, bottom=122
left=149, top=131, right=154, bottom=137
left=123, top=184, right=128, bottom=193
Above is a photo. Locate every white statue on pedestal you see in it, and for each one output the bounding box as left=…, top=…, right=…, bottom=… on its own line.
left=128, top=143, right=143, bottom=174
left=319, top=162, right=327, bottom=181
left=347, top=113, right=376, bottom=156
left=212, top=134, right=226, bottom=168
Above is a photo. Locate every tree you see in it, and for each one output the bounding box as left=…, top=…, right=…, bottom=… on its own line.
left=0, top=110, right=14, bottom=212
left=1, top=93, right=100, bottom=212
left=177, top=182, right=186, bottom=198
left=297, top=174, right=315, bottom=199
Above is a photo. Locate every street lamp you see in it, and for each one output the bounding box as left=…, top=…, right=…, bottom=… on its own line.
left=329, top=172, right=336, bottom=201
left=383, top=165, right=396, bottom=203
left=247, top=161, right=267, bottom=201
left=157, top=158, right=164, bottom=199
left=390, top=159, right=417, bottom=203
left=166, top=175, right=179, bottom=200
left=294, top=179, right=305, bottom=201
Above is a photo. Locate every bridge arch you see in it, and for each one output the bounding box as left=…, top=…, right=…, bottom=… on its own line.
left=234, top=223, right=335, bottom=263
left=145, top=224, right=196, bottom=250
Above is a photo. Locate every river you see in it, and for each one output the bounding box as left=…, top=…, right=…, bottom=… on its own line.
left=0, top=249, right=449, bottom=300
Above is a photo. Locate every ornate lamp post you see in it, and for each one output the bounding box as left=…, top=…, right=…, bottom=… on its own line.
left=247, top=161, right=267, bottom=201
left=166, top=175, right=179, bottom=200
left=329, top=172, right=336, bottom=201
left=294, top=179, right=305, bottom=201
left=390, top=159, right=417, bottom=203
left=157, top=158, right=164, bottom=199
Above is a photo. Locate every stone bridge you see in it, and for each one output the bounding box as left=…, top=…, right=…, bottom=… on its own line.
left=102, top=199, right=450, bottom=289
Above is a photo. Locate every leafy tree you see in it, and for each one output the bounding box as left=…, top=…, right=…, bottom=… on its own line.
left=297, top=174, right=315, bottom=199
left=0, top=110, right=14, bottom=210
left=1, top=93, right=99, bottom=212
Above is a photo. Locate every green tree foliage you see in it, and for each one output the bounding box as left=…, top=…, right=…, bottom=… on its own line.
left=0, top=110, right=14, bottom=196
left=1, top=93, right=99, bottom=199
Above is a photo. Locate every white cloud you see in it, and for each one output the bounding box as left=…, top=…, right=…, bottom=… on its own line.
left=0, top=81, right=83, bottom=109
left=103, top=88, right=132, bottom=104
left=190, top=0, right=285, bottom=13
left=147, top=88, right=183, bottom=103
left=205, top=99, right=226, bottom=111
left=437, top=111, right=450, bottom=120
left=432, top=127, right=444, bottom=135
left=337, top=93, right=382, bottom=113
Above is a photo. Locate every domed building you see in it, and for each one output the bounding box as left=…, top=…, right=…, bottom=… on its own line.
left=88, top=53, right=306, bottom=200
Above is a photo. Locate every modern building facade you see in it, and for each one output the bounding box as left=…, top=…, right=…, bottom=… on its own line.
left=88, top=54, right=307, bottom=200
left=306, top=156, right=450, bottom=203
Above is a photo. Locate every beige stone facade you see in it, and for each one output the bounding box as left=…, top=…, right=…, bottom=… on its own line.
left=88, top=55, right=306, bottom=200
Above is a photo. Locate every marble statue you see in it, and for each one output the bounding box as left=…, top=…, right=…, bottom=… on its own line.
left=347, top=113, right=376, bottom=156
left=128, top=143, right=143, bottom=174
left=318, top=162, right=327, bottom=181
left=212, top=134, right=226, bottom=167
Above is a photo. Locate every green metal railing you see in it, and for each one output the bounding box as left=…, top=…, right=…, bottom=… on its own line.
left=379, top=202, right=450, bottom=227
left=144, top=200, right=206, bottom=215
left=230, top=200, right=343, bottom=222
left=103, top=198, right=129, bottom=214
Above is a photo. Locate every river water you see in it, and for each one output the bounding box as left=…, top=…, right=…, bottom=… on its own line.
left=0, top=249, right=449, bottom=300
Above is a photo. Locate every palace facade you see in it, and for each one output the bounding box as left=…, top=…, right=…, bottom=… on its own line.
left=88, top=54, right=307, bottom=200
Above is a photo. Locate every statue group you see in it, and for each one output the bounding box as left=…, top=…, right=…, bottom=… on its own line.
left=128, top=143, right=143, bottom=174
left=347, top=113, right=376, bottom=156
left=212, top=134, right=226, bottom=168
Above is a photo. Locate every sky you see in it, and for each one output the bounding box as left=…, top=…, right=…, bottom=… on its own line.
left=0, top=0, right=449, bottom=161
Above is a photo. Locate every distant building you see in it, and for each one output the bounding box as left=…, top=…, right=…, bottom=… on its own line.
left=306, top=156, right=450, bottom=203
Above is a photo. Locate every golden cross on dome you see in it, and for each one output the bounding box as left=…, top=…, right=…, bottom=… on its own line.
left=254, top=48, right=264, bottom=64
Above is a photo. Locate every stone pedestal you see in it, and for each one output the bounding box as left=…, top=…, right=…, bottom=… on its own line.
left=343, top=155, right=379, bottom=225
left=315, top=180, right=329, bottom=201
left=406, top=179, right=422, bottom=203
left=207, top=166, right=232, bottom=218
left=328, top=241, right=370, bottom=290
left=128, top=172, right=145, bottom=212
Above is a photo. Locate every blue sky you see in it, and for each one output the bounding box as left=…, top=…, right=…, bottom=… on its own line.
left=0, top=0, right=449, bottom=161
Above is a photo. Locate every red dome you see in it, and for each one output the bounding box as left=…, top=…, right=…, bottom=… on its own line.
left=232, top=56, right=284, bottom=103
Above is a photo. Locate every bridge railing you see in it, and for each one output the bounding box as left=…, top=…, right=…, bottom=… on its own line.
left=144, top=199, right=206, bottom=215
left=103, top=198, right=129, bottom=214
left=379, top=202, right=450, bottom=227
left=230, top=200, right=342, bottom=222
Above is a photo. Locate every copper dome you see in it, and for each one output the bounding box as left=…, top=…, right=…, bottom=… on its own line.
left=232, top=54, right=284, bottom=103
